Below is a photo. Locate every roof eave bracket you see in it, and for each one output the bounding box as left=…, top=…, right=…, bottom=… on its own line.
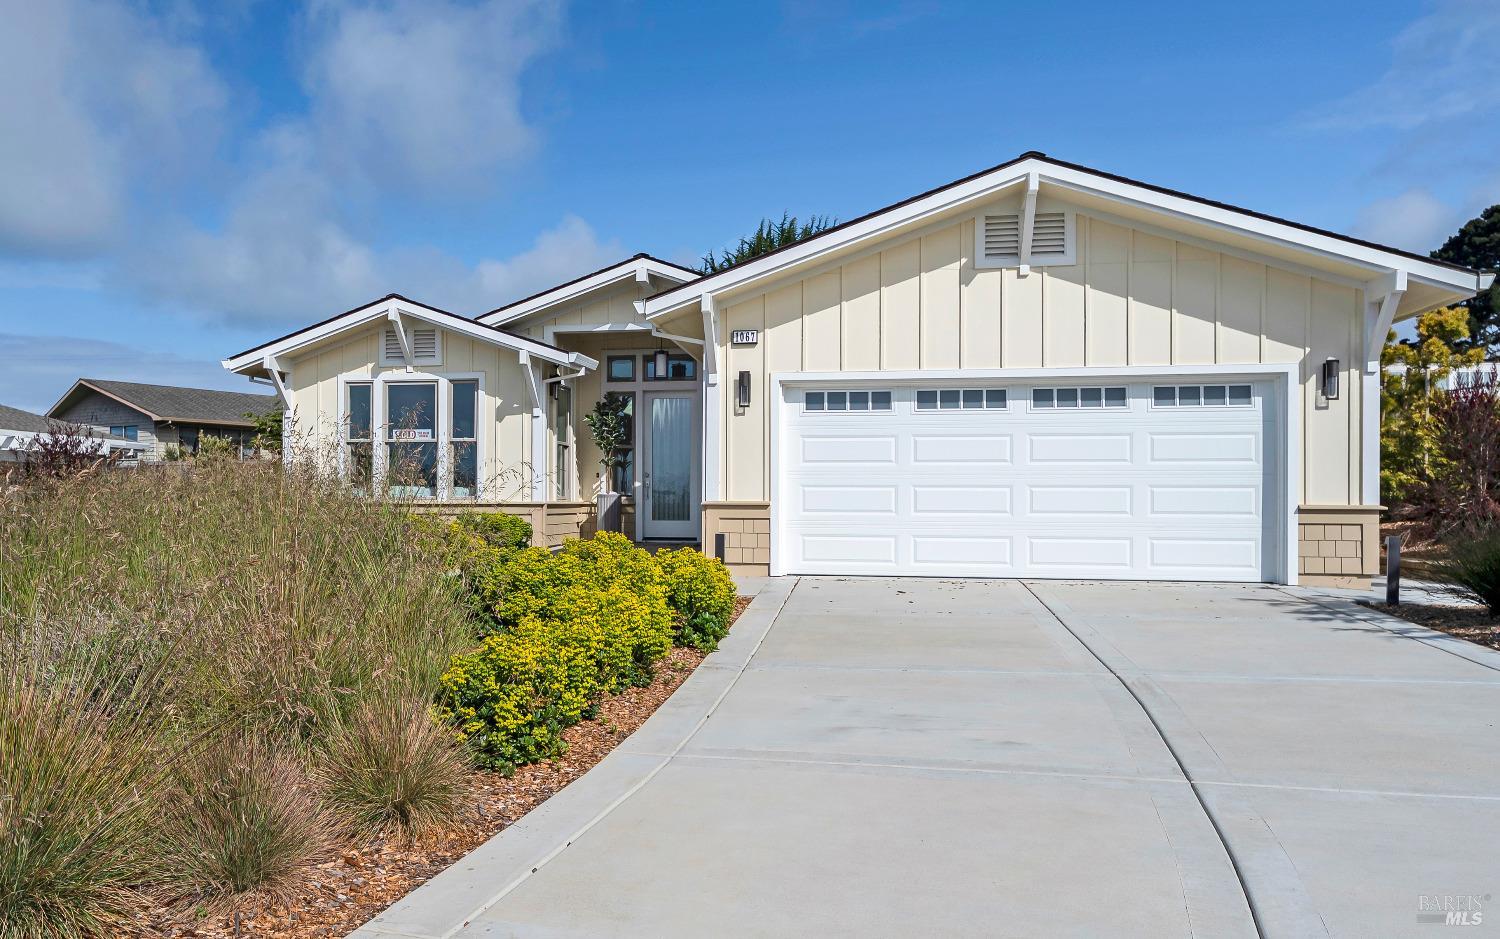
left=1017, top=171, right=1040, bottom=276
left=387, top=308, right=415, bottom=372
left=1365, top=269, right=1407, bottom=373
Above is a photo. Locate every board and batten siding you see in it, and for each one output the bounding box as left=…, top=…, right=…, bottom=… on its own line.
left=719, top=213, right=1363, bottom=507
left=285, top=325, right=536, bottom=499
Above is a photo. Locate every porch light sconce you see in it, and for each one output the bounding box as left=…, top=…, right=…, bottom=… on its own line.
left=736, top=370, right=752, bottom=408
left=1321, top=357, right=1340, bottom=400
left=653, top=349, right=669, bottom=378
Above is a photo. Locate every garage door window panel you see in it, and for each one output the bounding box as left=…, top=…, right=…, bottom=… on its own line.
left=915, top=388, right=1007, bottom=411
left=1031, top=387, right=1128, bottom=410
left=804, top=390, right=891, bottom=412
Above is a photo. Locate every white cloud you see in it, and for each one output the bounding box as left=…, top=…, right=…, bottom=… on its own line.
left=1305, top=0, right=1500, bottom=132
left=0, top=333, right=256, bottom=415
left=302, top=0, right=562, bottom=192
left=0, top=0, right=226, bottom=256
left=1352, top=188, right=1464, bottom=253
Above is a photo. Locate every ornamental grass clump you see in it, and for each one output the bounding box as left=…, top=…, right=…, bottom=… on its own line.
left=0, top=458, right=475, bottom=929
left=316, top=692, right=469, bottom=841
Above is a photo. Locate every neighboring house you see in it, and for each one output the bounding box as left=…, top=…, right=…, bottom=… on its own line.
left=1385, top=361, right=1499, bottom=390
left=224, top=152, right=1491, bottom=588
left=47, top=379, right=279, bottom=460
left=0, top=403, right=148, bottom=464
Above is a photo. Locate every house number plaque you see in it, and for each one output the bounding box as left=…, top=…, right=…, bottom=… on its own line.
left=730, top=329, right=759, bottom=345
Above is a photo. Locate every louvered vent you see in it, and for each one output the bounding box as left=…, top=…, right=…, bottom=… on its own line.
left=983, top=214, right=1021, bottom=259
left=411, top=328, right=438, bottom=359
left=383, top=328, right=404, bottom=360
left=1031, top=212, right=1067, bottom=256
left=382, top=326, right=442, bottom=363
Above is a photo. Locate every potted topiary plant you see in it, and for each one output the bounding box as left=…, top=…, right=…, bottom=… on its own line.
left=583, top=392, right=633, bottom=533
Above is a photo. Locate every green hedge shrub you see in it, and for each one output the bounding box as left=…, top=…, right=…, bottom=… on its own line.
left=657, top=547, right=736, bottom=651
left=454, top=512, right=532, bottom=552
left=438, top=532, right=676, bottom=771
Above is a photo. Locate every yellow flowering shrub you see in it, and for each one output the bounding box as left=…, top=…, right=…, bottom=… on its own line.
left=657, top=547, right=737, bottom=651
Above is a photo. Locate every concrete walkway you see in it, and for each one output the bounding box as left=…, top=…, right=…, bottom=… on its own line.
left=358, top=578, right=1500, bottom=938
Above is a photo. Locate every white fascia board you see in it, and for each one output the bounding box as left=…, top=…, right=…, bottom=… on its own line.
left=222, top=297, right=594, bottom=374
left=479, top=258, right=697, bottom=326
left=646, top=156, right=1483, bottom=318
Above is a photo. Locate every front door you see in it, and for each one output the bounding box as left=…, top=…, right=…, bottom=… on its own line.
left=641, top=390, right=698, bottom=539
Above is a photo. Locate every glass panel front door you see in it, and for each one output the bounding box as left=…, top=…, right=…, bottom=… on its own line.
left=644, top=392, right=696, bottom=538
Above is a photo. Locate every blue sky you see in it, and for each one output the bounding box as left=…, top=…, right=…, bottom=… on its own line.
left=2, top=0, right=1496, bottom=413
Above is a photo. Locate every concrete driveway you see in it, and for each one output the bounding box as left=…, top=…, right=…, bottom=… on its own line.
left=360, top=578, right=1500, bottom=938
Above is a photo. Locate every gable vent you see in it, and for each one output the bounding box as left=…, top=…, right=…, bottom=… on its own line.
left=1031, top=212, right=1067, bottom=256
left=983, top=214, right=1021, bottom=259
left=381, top=326, right=442, bottom=365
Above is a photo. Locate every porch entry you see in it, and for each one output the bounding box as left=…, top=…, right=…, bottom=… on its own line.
left=642, top=389, right=699, bottom=540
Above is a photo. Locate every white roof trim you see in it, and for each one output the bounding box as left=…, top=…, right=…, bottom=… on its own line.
left=644, top=156, right=1487, bottom=318
left=478, top=257, right=697, bottom=326
left=222, top=295, right=596, bottom=375
left=0, top=429, right=148, bottom=453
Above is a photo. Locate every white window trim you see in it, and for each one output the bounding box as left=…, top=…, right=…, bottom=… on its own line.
left=337, top=370, right=485, bottom=500
left=378, top=324, right=443, bottom=368
left=769, top=364, right=1301, bottom=585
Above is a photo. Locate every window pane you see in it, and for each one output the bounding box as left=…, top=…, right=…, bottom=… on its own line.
left=346, top=442, right=373, bottom=493
left=611, top=449, right=634, bottom=492
left=1153, top=386, right=1176, bottom=406
left=387, top=383, right=436, bottom=438
left=451, top=380, right=477, bottom=438
left=939, top=389, right=961, bottom=409
left=962, top=389, right=984, bottom=409
left=985, top=389, right=1007, bottom=409
left=1104, top=387, right=1127, bottom=408
left=348, top=383, right=372, bottom=440
left=871, top=391, right=892, bottom=410
left=826, top=391, right=847, bottom=411
left=607, top=356, right=635, bottom=381
left=605, top=392, right=635, bottom=445
left=1056, top=388, right=1079, bottom=408
left=387, top=442, right=436, bottom=497
left=1032, top=388, right=1054, bottom=408
left=1203, top=385, right=1227, bottom=406
left=1179, top=386, right=1201, bottom=406
left=1079, top=387, right=1103, bottom=408
left=805, top=391, right=825, bottom=411
left=1228, top=384, right=1252, bottom=406
left=848, top=391, right=869, bottom=410
left=453, top=441, right=478, bottom=498
left=916, top=390, right=938, bottom=410
left=668, top=355, right=695, bottom=380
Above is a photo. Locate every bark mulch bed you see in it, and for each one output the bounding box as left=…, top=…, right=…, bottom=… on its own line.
left=137, top=595, right=756, bottom=938
left=1365, top=601, right=1500, bottom=652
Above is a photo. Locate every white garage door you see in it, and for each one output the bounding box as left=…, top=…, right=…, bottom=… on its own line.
left=776, top=380, right=1279, bottom=581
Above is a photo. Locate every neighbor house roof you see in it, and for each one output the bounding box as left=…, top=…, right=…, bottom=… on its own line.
left=643, top=151, right=1492, bottom=324
left=47, top=379, right=278, bottom=428
left=476, top=254, right=700, bottom=326
left=1, top=403, right=146, bottom=451
left=223, top=293, right=596, bottom=380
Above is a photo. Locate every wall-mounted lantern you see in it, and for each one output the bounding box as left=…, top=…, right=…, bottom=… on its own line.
left=736, top=370, right=752, bottom=408
left=1322, top=357, right=1340, bottom=400
left=653, top=349, right=669, bottom=378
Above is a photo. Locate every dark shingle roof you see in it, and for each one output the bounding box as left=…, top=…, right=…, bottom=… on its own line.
left=0, top=403, right=133, bottom=441
left=58, top=379, right=279, bottom=426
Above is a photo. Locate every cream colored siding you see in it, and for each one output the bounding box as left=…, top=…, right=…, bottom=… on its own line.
left=286, top=325, right=535, bottom=499
left=708, top=210, right=1365, bottom=507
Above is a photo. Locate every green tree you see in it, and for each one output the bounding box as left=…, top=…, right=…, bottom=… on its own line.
left=699, top=212, right=837, bottom=274
left=1431, top=205, right=1500, bottom=352
left=247, top=404, right=284, bottom=452
left=1381, top=306, right=1485, bottom=503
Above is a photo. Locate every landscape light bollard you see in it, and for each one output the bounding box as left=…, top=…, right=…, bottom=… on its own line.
left=1386, top=535, right=1401, bottom=606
